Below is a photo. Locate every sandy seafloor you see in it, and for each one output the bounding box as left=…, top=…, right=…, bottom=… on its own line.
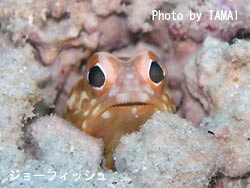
left=0, top=0, right=250, bottom=187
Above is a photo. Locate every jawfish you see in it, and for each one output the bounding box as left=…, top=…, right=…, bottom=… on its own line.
left=64, top=51, right=176, bottom=169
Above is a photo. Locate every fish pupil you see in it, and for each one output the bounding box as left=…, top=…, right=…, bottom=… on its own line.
left=149, top=61, right=164, bottom=84
left=88, top=65, right=105, bottom=88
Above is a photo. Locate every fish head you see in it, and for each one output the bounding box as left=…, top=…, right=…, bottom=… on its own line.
left=64, top=51, right=175, bottom=168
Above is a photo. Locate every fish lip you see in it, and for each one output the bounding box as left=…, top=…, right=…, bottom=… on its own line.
left=111, top=102, right=149, bottom=107
left=106, top=92, right=159, bottom=109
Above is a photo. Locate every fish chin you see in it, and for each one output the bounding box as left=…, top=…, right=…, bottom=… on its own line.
left=85, top=104, right=159, bottom=170
left=83, top=93, right=168, bottom=141
left=86, top=104, right=159, bottom=145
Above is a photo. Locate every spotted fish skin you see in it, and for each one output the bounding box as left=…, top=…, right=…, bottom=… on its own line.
left=64, top=51, right=176, bottom=169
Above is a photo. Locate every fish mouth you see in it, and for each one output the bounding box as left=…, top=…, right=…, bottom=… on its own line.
left=112, top=102, right=149, bottom=107
left=87, top=92, right=166, bottom=120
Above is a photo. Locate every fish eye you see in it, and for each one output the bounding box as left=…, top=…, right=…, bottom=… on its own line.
left=87, top=64, right=106, bottom=88
left=149, top=61, right=165, bottom=84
